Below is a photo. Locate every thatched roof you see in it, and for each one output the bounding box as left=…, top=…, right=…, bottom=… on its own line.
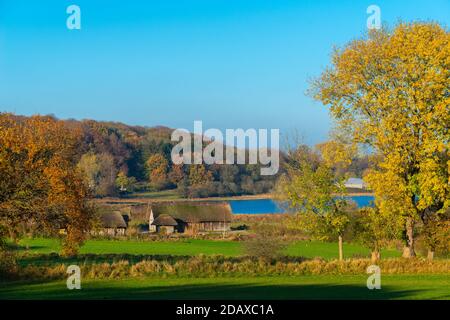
left=101, top=211, right=127, bottom=228
left=152, top=214, right=178, bottom=226
left=151, top=202, right=232, bottom=223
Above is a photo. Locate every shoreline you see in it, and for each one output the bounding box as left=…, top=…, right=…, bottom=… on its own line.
left=95, top=191, right=374, bottom=206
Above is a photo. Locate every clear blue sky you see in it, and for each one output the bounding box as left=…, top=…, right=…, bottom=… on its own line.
left=0, top=0, right=448, bottom=145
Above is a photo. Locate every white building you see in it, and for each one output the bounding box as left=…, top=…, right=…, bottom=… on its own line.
left=344, top=178, right=367, bottom=189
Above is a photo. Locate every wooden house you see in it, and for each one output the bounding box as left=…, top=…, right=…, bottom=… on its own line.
left=149, top=202, right=232, bottom=234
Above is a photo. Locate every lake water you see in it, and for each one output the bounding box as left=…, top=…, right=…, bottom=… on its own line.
left=229, top=196, right=374, bottom=214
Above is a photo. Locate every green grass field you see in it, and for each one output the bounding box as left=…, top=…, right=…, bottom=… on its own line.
left=127, top=189, right=182, bottom=200
left=15, top=238, right=401, bottom=260
left=1, top=275, right=448, bottom=300
left=4, top=238, right=448, bottom=300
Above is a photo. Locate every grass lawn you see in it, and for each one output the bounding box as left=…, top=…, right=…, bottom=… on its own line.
left=127, top=189, right=182, bottom=200
left=16, top=238, right=401, bottom=260
left=1, top=275, right=448, bottom=300
left=5, top=239, right=447, bottom=300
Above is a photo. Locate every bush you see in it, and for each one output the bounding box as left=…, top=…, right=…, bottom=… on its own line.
left=9, top=256, right=450, bottom=282
left=0, top=250, right=19, bottom=280
left=243, top=224, right=289, bottom=261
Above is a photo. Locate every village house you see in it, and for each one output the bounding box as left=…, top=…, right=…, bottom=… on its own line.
left=149, top=202, right=232, bottom=234
left=344, top=177, right=367, bottom=190
left=98, top=211, right=128, bottom=236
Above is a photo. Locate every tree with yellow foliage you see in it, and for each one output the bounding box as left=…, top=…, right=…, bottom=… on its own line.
left=188, top=164, right=213, bottom=187
left=311, top=22, right=450, bottom=257
left=146, top=153, right=169, bottom=190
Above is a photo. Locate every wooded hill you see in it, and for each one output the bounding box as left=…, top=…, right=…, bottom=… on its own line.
left=5, top=114, right=279, bottom=198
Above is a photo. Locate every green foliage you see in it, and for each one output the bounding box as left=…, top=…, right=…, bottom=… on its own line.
left=280, top=145, right=351, bottom=240
left=115, top=171, right=137, bottom=193
left=352, top=207, right=404, bottom=252
left=0, top=250, right=18, bottom=279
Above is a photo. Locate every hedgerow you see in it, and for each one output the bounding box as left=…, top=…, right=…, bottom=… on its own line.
left=3, top=255, right=448, bottom=281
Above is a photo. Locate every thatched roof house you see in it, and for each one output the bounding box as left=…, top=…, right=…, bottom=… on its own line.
left=100, top=211, right=128, bottom=236
left=151, top=213, right=178, bottom=234
left=149, top=202, right=232, bottom=234
left=152, top=214, right=178, bottom=226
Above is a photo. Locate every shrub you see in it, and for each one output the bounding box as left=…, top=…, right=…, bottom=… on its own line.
left=243, top=224, right=290, bottom=261
left=7, top=255, right=450, bottom=282
left=0, top=250, right=19, bottom=280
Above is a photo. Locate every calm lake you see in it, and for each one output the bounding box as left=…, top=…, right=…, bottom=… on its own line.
left=229, top=196, right=374, bottom=214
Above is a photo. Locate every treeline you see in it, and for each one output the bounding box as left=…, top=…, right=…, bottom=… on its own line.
left=73, top=118, right=279, bottom=198
left=3, top=114, right=280, bottom=199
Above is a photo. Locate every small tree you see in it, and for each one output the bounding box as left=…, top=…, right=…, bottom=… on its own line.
left=188, top=164, right=213, bottom=186
left=421, top=208, right=450, bottom=260
left=77, top=152, right=101, bottom=190
left=146, top=153, right=169, bottom=190
left=279, top=144, right=352, bottom=261
left=168, top=164, right=185, bottom=185
left=244, top=224, right=288, bottom=261
left=354, top=207, right=404, bottom=261
left=78, top=152, right=118, bottom=197
left=115, top=171, right=136, bottom=193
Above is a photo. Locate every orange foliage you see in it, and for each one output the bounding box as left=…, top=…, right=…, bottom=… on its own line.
left=0, top=113, right=94, bottom=256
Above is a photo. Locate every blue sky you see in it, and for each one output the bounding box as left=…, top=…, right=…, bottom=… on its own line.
left=0, top=0, right=449, bottom=145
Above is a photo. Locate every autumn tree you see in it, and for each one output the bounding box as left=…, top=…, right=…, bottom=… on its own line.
left=188, top=164, right=213, bottom=186
left=115, top=171, right=136, bottom=193
left=96, top=153, right=118, bottom=196
left=77, top=152, right=101, bottom=190
left=0, top=114, right=95, bottom=256
left=420, top=208, right=450, bottom=260
left=146, top=153, right=169, bottom=189
left=168, top=164, right=185, bottom=185
left=311, top=22, right=450, bottom=257
left=77, top=152, right=118, bottom=197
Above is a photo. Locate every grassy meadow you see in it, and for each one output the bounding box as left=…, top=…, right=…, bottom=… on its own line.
left=2, top=238, right=449, bottom=300
left=15, top=238, right=401, bottom=260
left=1, top=275, right=448, bottom=300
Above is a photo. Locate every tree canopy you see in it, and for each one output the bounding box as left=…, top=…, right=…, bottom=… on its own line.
left=312, top=22, right=450, bottom=257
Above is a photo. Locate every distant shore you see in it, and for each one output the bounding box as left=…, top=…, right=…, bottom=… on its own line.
left=95, top=190, right=374, bottom=205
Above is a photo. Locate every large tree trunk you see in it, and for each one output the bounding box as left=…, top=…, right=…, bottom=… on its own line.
left=338, top=235, right=343, bottom=261
left=402, top=217, right=416, bottom=258
left=427, top=250, right=434, bottom=261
